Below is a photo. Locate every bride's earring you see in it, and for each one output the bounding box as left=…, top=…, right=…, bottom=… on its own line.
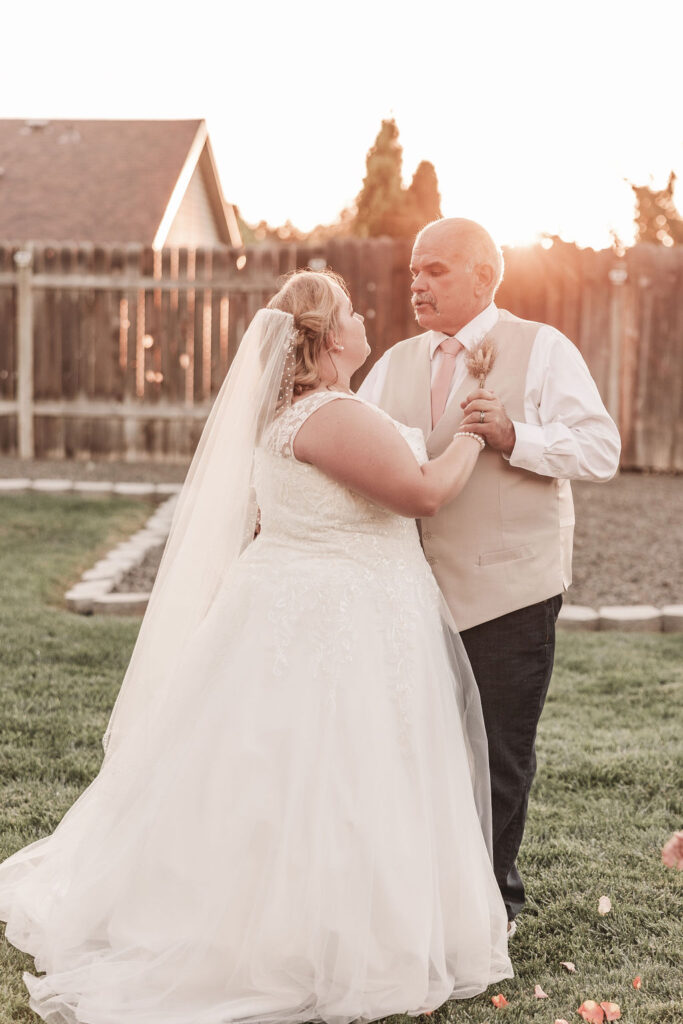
left=325, top=331, right=344, bottom=354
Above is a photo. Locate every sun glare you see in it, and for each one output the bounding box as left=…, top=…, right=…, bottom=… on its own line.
left=1, top=0, right=681, bottom=250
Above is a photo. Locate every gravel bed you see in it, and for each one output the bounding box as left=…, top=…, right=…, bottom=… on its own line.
left=1, top=457, right=679, bottom=607
left=112, top=545, right=166, bottom=593
left=105, top=471, right=682, bottom=609
left=569, top=472, right=681, bottom=607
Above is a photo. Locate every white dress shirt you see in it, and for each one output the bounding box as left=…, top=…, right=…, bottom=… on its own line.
left=357, top=302, right=621, bottom=483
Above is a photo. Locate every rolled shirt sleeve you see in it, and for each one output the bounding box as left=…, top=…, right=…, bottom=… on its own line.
left=508, top=325, right=621, bottom=482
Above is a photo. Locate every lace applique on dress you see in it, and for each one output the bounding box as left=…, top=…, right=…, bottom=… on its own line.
left=252, top=389, right=435, bottom=747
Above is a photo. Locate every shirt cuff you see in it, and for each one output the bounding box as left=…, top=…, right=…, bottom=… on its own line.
left=507, top=420, right=547, bottom=472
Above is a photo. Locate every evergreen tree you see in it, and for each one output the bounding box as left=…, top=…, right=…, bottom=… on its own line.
left=404, top=160, right=442, bottom=235
left=240, top=121, right=442, bottom=244
left=632, top=172, right=683, bottom=246
left=353, top=119, right=406, bottom=238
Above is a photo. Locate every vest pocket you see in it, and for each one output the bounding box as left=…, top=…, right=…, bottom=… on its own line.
left=477, top=544, right=535, bottom=567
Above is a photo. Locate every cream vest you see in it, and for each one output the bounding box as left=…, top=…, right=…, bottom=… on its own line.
left=378, top=309, right=573, bottom=631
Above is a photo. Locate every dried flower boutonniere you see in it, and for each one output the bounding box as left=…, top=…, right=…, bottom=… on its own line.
left=465, top=336, right=497, bottom=389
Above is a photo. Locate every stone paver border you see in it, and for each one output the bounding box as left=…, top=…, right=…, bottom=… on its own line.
left=0, top=477, right=179, bottom=616
left=64, top=494, right=177, bottom=615
left=559, top=603, right=682, bottom=633
left=1, top=477, right=681, bottom=628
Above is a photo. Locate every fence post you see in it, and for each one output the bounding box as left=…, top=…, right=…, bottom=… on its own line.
left=14, top=249, right=34, bottom=459
left=607, top=265, right=628, bottom=431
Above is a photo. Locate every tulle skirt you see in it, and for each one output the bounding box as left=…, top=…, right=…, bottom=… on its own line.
left=0, top=539, right=512, bottom=1024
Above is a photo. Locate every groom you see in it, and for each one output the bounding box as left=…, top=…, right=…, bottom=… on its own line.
left=358, top=217, right=621, bottom=928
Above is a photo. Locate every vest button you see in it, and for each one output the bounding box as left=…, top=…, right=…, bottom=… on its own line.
left=423, top=530, right=432, bottom=540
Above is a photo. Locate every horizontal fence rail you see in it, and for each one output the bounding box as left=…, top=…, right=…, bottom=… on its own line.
left=0, top=239, right=681, bottom=469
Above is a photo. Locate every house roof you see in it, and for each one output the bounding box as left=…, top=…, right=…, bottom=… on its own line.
left=0, top=118, right=241, bottom=247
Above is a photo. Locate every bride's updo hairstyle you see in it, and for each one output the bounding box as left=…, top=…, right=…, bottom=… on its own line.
left=267, top=269, right=350, bottom=396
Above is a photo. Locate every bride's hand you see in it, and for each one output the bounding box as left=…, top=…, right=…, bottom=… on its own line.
left=460, top=389, right=516, bottom=457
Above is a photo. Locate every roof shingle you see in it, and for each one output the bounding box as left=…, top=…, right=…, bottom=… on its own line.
left=0, top=118, right=211, bottom=243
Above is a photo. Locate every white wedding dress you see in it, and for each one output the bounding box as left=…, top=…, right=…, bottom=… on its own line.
left=0, top=391, right=512, bottom=1024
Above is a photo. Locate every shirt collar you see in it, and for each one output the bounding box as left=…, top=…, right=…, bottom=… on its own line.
left=429, top=301, right=499, bottom=358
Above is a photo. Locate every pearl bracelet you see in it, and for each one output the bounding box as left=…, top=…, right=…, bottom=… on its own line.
left=453, top=430, right=486, bottom=451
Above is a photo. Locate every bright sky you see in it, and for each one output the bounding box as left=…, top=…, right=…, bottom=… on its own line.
left=3, top=0, right=682, bottom=248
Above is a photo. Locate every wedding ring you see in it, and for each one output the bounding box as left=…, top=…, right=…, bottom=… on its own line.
left=480, top=411, right=485, bottom=423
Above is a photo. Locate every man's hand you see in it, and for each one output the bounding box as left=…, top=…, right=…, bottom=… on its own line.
left=460, top=388, right=516, bottom=457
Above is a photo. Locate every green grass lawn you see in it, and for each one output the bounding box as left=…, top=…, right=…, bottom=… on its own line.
left=0, top=494, right=681, bottom=1024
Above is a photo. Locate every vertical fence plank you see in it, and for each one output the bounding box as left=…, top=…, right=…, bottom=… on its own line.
left=14, top=248, right=34, bottom=458
left=110, top=243, right=127, bottom=403
left=158, top=247, right=176, bottom=404
left=177, top=247, right=195, bottom=406
left=37, top=241, right=66, bottom=457
left=646, top=247, right=680, bottom=469
left=632, top=251, right=654, bottom=470
left=211, top=247, right=231, bottom=389
left=673, top=248, right=683, bottom=471
left=61, top=243, right=80, bottom=456
left=194, top=248, right=211, bottom=402
left=606, top=264, right=628, bottom=430
left=0, top=245, right=16, bottom=402
left=121, top=245, right=142, bottom=458
left=30, top=242, right=48, bottom=456
left=616, top=266, right=639, bottom=467
left=0, top=244, right=17, bottom=452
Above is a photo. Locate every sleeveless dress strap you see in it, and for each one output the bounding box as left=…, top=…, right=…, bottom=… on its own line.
left=267, top=391, right=361, bottom=458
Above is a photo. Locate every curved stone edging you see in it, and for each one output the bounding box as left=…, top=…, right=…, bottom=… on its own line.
left=64, top=494, right=176, bottom=615
left=1, top=478, right=679, bottom=628
left=0, top=475, right=179, bottom=616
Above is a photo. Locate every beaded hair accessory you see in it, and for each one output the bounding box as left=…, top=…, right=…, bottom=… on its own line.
left=276, top=324, right=299, bottom=411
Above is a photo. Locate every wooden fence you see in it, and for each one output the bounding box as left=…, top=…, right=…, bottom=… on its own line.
left=0, top=238, right=681, bottom=469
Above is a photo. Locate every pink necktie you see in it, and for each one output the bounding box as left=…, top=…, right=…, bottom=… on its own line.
left=431, top=336, right=464, bottom=428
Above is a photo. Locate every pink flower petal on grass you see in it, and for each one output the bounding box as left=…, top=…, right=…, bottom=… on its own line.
left=555, top=1019, right=571, bottom=1024
left=561, top=961, right=577, bottom=973
left=633, top=976, right=642, bottom=989
left=577, top=1000, right=605, bottom=1022
left=661, top=831, right=683, bottom=870
left=491, top=993, right=509, bottom=1008
left=534, top=984, right=549, bottom=998
left=598, top=895, right=612, bottom=915
left=600, top=1002, right=621, bottom=1021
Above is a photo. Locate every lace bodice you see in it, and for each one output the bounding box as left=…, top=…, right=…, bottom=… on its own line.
left=250, top=391, right=428, bottom=559
left=265, top=390, right=428, bottom=466
left=242, top=390, right=437, bottom=738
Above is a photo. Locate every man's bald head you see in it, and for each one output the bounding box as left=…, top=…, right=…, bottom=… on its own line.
left=416, top=218, right=504, bottom=299
left=409, top=218, right=504, bottom=334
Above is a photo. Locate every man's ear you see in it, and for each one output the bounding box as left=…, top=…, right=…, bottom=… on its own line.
left=473, top=263, right=495, bottom=297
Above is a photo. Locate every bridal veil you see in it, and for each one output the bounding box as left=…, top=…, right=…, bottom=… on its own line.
left=102, top=308, right=297, bottom=760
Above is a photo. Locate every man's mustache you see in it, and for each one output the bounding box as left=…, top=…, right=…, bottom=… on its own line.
left=412, top=294, right=438, bottom=311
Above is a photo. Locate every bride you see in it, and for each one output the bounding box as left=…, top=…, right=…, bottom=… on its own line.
left=0, top=269, right=512, bottom=1024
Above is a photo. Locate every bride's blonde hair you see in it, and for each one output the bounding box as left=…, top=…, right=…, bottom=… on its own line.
left=267, top=269, right=349, bottom=395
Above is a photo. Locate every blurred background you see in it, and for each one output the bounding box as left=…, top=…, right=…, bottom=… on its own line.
left=0, top=0, right=681, bottom=474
